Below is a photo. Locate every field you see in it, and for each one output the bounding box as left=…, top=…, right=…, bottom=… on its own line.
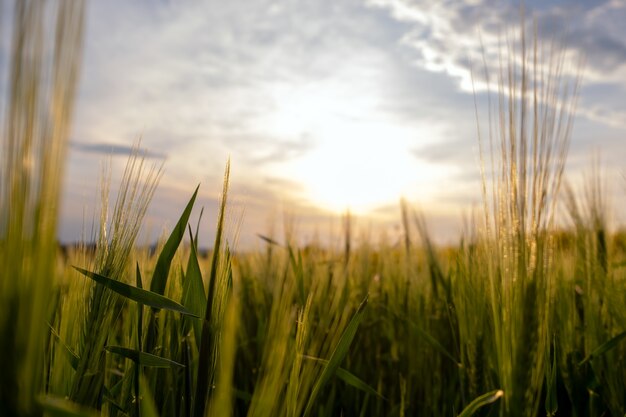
left=2, top=2, right=626, bottom=417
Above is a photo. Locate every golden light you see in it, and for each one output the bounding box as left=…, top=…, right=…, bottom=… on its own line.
left=268, top=85, right=452, bottom=215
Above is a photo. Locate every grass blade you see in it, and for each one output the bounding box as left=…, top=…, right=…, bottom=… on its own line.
left=73, top=266, right=197, bottom=317
left=139, top=374, right=161, bottom=417
left=409, top=321, right=460, bottom=366
left=101, top=388, right=125, bottom=414
left=288, top=246, right=306, bottom=306
left=106, top=346, right=184, bottom=369
left=150, top=184, right=200, bottom=295
left=302, top=356, right=383, bottom=399
left=48, top=324, right=80, bottom=370
left=144, top=185, right=199, bottom=356
left=335, top=368, right=382, bottom=399
left=193, top=160, right=230, bottom=417
left=194, top=207, right=205, bottom=248
left=38, top=396, right=99, bottom=417
left=545, top=337, right=558, bottom=416
left=457, top=389, right=504, bottom=417
left=302, top=296, right=368, bottom=417
left=383, top=305, right=460, bottom=366
left=1, top=2, right=85, bottom=413
left=257, top=234, right=282, bottom=247
left=579, top=330, right=626, bottom=366
left=136, top=263, right=144, bottom=417
left=182, top=225, right=207, bottom=350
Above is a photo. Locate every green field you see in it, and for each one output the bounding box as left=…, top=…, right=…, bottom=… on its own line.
left=2, top=2, right=626, bottom=417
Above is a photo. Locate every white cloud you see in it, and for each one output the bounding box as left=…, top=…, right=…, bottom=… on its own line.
left=368, top=0, right=626, bottom=130
left=61, top=0, right=467, bottom=245
left=55, top=0, right=626, bottom=246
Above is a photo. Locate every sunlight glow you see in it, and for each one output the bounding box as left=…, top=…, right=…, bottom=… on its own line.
left=268, top=86, right=452, bottom=214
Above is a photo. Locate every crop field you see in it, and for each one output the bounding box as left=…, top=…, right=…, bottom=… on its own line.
left=2, top=2, right=626, bottom=417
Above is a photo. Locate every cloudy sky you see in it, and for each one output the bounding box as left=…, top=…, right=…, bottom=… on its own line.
left=56, top=0, right=626, bottom=248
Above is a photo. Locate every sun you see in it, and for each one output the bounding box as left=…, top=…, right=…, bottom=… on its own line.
left=291, top=122, right=438, bottom=214
left=268, top=86, right=450, bottom=215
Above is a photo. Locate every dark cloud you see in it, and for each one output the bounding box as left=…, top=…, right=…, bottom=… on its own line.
left=70, top=141, right=166, bottom=159
left=372, top=0, right=626, bottom=94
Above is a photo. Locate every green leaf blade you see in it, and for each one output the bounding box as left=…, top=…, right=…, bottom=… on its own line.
left=38, top=396, right=99, bottom=417
left=139, top=374, right=161, bottom=417
left=458, top=389, right=504, bottom=417
left=302, top=296, right=368, bottom=417
left=106, top=346, right=184, bottom=369
left=150, top=184, right=200, bottom=295
left=182, top=226, right=207, bottom=351
left=73, top=266, right=198, bottom=317
left=48, top=324, right=80, bottom=370
left=302, top=355, right=383, bottom=399
left=193, top=160, right=230, bottom=417
left=579, top=330, right=626, bottom=366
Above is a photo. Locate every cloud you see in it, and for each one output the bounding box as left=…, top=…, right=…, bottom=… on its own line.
left=54, top=0, right=626, bottom=247
left=70, top=141, right=166, bottom=159
left=369, top=0, right=626, bottom=79
left=225, top=133, right=315, bottom=165
left=74, top=0, right=411, bottom=178
left=368, top=0, right=626, bottom=128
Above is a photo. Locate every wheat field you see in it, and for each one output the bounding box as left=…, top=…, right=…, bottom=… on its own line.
left=2, top=2, right=626, bottom=417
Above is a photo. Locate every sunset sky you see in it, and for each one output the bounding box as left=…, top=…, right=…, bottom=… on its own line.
left=57, top=0, right=626, bottom=248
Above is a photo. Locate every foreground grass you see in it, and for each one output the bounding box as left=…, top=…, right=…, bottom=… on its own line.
left=3, top=2, right=626, bottom=417
left=33, top=193, right=626, bottom=417
left=0, top=1, right=84, bottom=415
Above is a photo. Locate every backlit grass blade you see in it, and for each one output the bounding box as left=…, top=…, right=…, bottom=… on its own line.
left=257, top=234, right=282, bottom=247
left=48, top=324, right=79, bottom=370
left=302, top=296, right=368, bottom=417
left=193, top=160, right=230, bottom=417
left=302, top=356, right=383, bottom=399
left=69, top=146, right=162, bottom=409
left=139, top=374, right=160, bottom=417
left=194, top=207, right=205, bottom=248
left=135, top=263, right=144, bottom=417
left=106, top=346, right=184, bottom=369
left=144, top=184, right=199, bottom=356
left=1, top=1, right=85, bottom=413
left=288, top=246, right=306, bottom=306
left=545, top=337, right=558, bottom=417
left=104, top=378, right=133, bottom=413
left=38, top=396, right=99, bottom=417
left=457, top=389, right=504, bottom=417
left=150, top=184, right=199, bottom=295
left=182, top=226, right=207, bottom=350
left=578, top=330, right=626, bottom=366
left=101, top=388, right=125, bottom=414
left=73, top=266, right=197, bottom=317
left=335, top=368, right=382, bottom=399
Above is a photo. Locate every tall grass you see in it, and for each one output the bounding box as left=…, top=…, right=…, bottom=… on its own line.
left=68, top=149, right=162, bottom=409
left=473, top=16, right=582, bottom=416
left=0, top=1, right=84, bottom=415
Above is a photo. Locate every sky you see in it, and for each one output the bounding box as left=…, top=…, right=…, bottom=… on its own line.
left=47, top=0, right=626, bottom=248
